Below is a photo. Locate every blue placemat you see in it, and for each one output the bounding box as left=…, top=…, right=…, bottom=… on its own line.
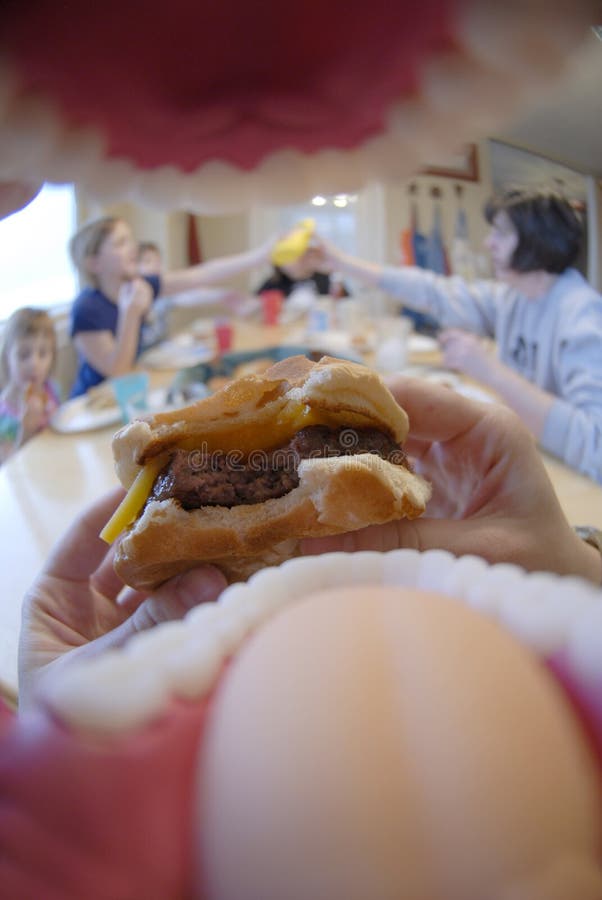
left=169, top=344, right=362, bottom=401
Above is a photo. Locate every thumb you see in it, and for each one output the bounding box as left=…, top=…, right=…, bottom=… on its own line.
left=75, top=566, right=228, bottom=660
left=26, top=567, right=229, bottom=710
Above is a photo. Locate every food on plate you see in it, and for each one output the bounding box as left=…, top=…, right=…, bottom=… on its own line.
left=207, top=357, right=311, bottom=395
left=101, top=355, right=431, bottom=588
left=206, top=374, right=233, bottom=393
left=84, top=382, right=117, bottom=411
left=231, top=357, right=274, bottom=379
left=271, top=219, right=315, bottom=266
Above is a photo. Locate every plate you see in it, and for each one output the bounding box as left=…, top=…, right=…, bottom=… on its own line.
left=397, top=365, right=497, bottom=403
left=170, top=344, right=364, bottom=400
left=408, top=334, right=439, bottom=354
left=139, top=336, right=217, bottom=370
left=50, top=394, right=122, bottom=434
left=50, top=388, right=183, bottom=434
left=304, top=330, right=364, bottom=361
left=396, top=365, right=459, bottom=385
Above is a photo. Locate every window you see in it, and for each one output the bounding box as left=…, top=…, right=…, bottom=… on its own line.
left=278, top=194, right=358, bottom=256
left=0, top=183, right=77, bottom=321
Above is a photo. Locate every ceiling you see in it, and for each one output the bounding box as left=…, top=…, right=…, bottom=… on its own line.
left=491, top=29, right=602, bottom=186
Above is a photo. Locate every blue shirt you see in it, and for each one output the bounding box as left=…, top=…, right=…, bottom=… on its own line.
left=70, top=276, right=161, bottom=398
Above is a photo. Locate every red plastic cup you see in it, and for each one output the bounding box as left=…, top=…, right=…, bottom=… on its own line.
left=260, top=289, right=283, bottom=326
left=215, top=319, right=234, bottom=353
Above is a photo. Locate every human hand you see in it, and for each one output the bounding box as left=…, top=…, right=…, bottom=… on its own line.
left=302, top=377, right=600, bottom=581
left=438, top=328, right=498, bottom=384
left=118, top=277, right=153, bottom=318
left=309, top=233, right=342, bottom=273
left=220, top=288, right=257, bottom=316
left=19, top=384, right=48, bottom=442
left=257, top=232, right=280, bottom=264
left=18, top=488, right=228, bottom=709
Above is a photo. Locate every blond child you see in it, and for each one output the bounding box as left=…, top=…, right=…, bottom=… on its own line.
left=68, top=217, right=273, bottom=397
left=0, top=308, right=60, bottom=463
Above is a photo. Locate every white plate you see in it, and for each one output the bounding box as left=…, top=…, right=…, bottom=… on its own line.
left=50, top=394, right=122, bottom=434
left=398, top=365, right=497, bottom=403
left=50, top=388, right=184, bottom=434
left=397, top=365, right=460, bottom=386
left=190, top=318, right=217, bottom=339
left=408, top=334, right=439, bottom=353
left=305, top=330, right=364, bottom=361
left=139, top=337, right=216, bottom=370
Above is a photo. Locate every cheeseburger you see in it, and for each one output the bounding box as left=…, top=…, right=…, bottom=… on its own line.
left=102, top=355, right=431, bottom=588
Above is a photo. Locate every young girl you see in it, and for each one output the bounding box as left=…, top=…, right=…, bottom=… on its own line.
left=0, top=307, right=60, bottom=463
left=68, top=217, right=274, bottom=397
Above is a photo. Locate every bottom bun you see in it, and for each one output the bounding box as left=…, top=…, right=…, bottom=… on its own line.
left=114, top=454, right=431, bottom=589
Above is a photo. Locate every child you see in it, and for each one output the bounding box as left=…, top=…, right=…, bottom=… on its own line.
left=68, top=218, right=274, bottom=397
left=0, top=307, right=60, bottom=463
left=137, top=240, right=163, bottom=277
left=136, top=241, right=171, bottom=351
left=136, top=238, right=253, bottom=349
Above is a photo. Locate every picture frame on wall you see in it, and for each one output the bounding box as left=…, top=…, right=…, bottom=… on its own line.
left=421, top=144, right=479, bottom=182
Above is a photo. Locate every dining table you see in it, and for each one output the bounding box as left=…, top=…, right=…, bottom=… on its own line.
left=1, top=316, right=601, bottom=704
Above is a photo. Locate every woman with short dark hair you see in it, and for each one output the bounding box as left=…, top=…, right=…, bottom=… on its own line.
left=483, top=189, right=583, bottom=275
left=315, top=189, right=602, bottom=484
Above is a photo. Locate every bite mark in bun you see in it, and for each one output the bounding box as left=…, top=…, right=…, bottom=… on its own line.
left=102, top=356, right=431, bottom=588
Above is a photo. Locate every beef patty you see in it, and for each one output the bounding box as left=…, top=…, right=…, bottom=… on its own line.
left=149, top=425, right=408, bottom=509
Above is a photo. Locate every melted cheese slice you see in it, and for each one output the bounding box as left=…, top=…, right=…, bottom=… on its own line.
left=101, top=402, right=379, bottom=544
left=175, top=404, right=375, bottom=454
left=100, top=456, right=167, bottom=545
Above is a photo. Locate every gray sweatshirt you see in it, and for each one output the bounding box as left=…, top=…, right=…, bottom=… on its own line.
left=380, top=266, right=602, bottom=484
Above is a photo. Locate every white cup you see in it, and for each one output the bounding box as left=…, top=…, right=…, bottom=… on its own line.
left=335, top=298, right=362, bottom=332
left=374, top=317, right=412, bottom=372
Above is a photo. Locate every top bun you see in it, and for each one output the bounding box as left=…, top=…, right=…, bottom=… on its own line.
left=112, top=356, right=409, bottom=488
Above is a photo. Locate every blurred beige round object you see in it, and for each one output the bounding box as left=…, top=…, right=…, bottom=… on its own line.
left=200, top=585, right=602, bottom=900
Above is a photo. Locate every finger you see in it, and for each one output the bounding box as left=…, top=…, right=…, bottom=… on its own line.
left=301, top=516, right=515, bottom=566
left=115, top=585, right=150, bottom=609
left=89, top=544, right=128, bottom=602
left=301, top=520, right=417, bottom=556
left=43, top=487, right=126, bottom=581
left=437, top=328, right=456, bottom=345
left=49, top=566, right=229, bottom=667
left=441, top=347, right=460, bottom=370
left=116, top=564, right=230, bottom=615
left=133, top=565, right=228, bottom=628
left=384, top=376, right=486, bottom=443
left=438, top=327, right=465, bottom=340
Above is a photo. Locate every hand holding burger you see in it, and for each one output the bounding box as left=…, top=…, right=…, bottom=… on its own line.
left=102, top=355, right=431, bottom=589
left=19, top=375, right=602, bottom=705
left=304, top=375, right=602, bottom=583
